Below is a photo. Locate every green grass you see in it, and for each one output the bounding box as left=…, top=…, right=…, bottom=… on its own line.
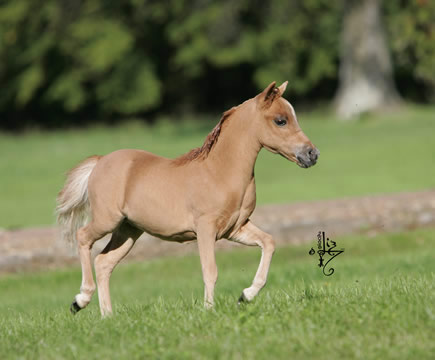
left=1, top=105, right=434, bottom=228
left=0, top=228, right=434, bottom=359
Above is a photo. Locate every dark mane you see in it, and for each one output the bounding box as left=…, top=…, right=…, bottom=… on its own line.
left=174, top=107, right=237, bottom=165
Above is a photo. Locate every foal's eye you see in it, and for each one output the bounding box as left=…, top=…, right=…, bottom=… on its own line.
left=274, top=117, right=287, bottom=127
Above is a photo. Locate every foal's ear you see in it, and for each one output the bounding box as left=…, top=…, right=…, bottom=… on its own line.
left=259, top=81, right=280, bottom=108
left=277, top=81, right=288, bottom=96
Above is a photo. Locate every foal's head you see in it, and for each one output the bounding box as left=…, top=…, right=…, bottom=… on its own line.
left=253, top=81, right=319, bottom=168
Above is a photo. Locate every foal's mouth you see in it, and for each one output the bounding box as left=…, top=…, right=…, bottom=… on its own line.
left=296, top=155, right=318, bottom=168
left=278, top=152, right=301, bottom=166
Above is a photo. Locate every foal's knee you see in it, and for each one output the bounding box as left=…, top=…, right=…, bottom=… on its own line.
left=261, top=233, right=275, bottom=255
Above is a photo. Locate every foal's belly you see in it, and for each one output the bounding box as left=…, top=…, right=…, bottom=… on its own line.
left=146, top=229, right=197, bottom=243
left=124, top=202, right=196, bottom=242
left=123, top=183, right=197, bottom=242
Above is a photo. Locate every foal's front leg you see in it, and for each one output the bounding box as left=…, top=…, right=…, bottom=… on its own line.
left=196, top=223, right=218, bottom=308
left=230, top=220, right=275, bottom=303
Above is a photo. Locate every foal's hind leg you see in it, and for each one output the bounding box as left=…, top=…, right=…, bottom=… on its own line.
left=230, top=220, right=275, bottom=303
left=94, top=222, right=143, bottom=317
left=71, top=222, right=109, bottom=314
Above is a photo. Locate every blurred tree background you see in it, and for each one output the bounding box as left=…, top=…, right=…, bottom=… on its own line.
left=0, top=0, right=434, bottom=130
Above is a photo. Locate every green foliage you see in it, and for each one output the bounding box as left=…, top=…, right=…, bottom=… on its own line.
left=165, top=1, right=342, bottom=91
left=384, top=0, right=435, bottom=101
left=252, top=1, right=342, bottom=92
left=0, top=0, right=163, bottom=125
left=0, top=228, right=434, bottom=359
left=0, top=0, right=433, bottom=128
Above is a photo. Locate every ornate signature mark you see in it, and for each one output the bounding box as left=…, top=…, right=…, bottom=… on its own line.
left=309, top=231, right=344, bottom=276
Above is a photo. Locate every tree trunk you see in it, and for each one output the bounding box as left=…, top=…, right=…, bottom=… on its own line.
left=335, top=0, right=401, bottom=119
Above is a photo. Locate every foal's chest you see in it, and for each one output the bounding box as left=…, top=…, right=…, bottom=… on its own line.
left=221, top=178, right=256, bottom=238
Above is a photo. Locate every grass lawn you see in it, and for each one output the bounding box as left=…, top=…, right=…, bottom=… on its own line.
left=0, top=227, right=434, bottom=359
left=0, top=105, right=434, bottom=228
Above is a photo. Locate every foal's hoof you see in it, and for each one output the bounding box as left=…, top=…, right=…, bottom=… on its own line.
left=70, top=300, right=82, bottom=315
left=237, top=292, right=248, bottom=306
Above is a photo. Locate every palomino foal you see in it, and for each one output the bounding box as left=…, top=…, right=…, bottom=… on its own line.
left=56, top=81, right=319, bottom=316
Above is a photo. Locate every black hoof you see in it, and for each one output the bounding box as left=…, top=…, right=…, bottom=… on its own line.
left=237, top=293, right=248, bottom=305
left=70, top=300, right=82, bottom=315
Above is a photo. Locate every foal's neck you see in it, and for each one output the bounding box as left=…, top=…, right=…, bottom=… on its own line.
left=205, top=103, right=261, bottom=189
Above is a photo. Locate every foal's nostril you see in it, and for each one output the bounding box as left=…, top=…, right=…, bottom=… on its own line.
left=308, top=148, right=318, bottom=161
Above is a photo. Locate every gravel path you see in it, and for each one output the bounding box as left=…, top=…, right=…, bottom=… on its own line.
left=1, top=190, right=434, bottom=273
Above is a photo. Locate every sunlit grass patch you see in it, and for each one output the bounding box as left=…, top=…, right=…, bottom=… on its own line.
left=0, top=228, right=434, bottom=359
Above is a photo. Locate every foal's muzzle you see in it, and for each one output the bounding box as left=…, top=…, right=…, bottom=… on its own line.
left=296, top=146, right=320, bottom=168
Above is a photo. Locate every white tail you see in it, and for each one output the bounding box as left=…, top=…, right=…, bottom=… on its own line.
left=56, top=156, right=100, bottom=246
